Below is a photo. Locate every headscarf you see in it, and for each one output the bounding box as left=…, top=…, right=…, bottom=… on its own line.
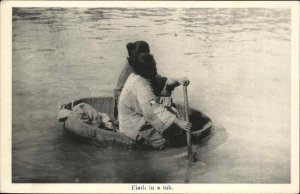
left=126, top=41, right=150, bottom=66
left=131, top=53, right=157, bottom=80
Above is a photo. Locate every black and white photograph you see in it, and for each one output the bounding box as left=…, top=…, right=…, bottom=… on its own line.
left=1, top=1, right=299, bottom=193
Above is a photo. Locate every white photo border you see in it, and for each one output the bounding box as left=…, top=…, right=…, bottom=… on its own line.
left=1, top=1, right=299, bottom=193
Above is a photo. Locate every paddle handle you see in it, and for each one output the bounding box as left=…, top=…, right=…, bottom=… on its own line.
left=183, top=85, right=192, bottom=156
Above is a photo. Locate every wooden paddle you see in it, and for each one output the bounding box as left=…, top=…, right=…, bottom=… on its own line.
left=183, top=85, right=196, bottom=162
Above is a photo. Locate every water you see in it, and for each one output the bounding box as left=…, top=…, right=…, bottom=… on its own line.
left=12, top=8, right=290, bottom=183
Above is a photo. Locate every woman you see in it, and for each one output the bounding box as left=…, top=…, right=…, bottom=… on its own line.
left=114, top=41, right=188, bottom=126
left=118, top=53, right=191, bottom=150
left=113, top=41, right=151, bottom=125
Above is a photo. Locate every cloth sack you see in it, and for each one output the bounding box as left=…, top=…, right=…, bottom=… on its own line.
left=58, top=102, right=113, bottom=130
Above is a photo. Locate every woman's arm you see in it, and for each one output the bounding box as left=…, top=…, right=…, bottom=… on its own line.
left=173, top=117, right=192, bottom=132
left=152, top=74, right=190, bottom=97
left=166, top=77, right=190, bottom=88
left=134, top=78, right=175, bottom=132
left=134, top=77, right=191, bottom=133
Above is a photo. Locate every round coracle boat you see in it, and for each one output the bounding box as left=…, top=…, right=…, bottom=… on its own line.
left=59, top=96, right=213, bottom=150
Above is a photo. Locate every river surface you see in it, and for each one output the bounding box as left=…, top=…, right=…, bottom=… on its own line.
left=12, top=7, right=290, bottom=183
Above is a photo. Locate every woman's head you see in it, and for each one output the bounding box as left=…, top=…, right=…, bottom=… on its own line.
left=126, top=41, right=150, bottom=66
left=127, top=41, right=150, bottom=57
left=132, top=53, right=157, bottom=79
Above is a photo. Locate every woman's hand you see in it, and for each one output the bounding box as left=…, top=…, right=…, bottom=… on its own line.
left=177, top=77, right=190, bottom=86
left=166, top=77, right=190, bottom=87
left=174, top=118, right=192, bottom=132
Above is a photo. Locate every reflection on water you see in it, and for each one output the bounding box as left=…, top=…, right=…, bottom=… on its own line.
left=12, top=7, right=290, bottom=183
